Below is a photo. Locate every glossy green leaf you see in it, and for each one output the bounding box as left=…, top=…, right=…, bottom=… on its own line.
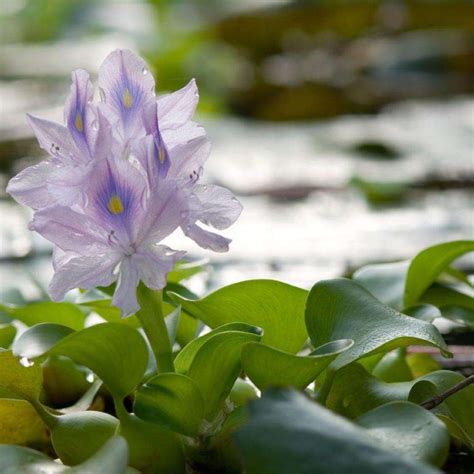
left=229, top=378, right=258, bottom=407
left=185, top=330, right=261, bottom=419
left=372, top=348, right=412, bottom=383
left=13, top=323, right=75, bottom=359
left=410, top=370, right=474, bottom=446
left=0, top=302, right=86, bottom=330
left=14, top=323, right=148, bottom=398
left=404, top=240, right=474, bottom=307
left=0, top=324, right=16, bottom=349
left=134, top=373, right=204, bottom=436
left=0, top=399, right=49, bottom=447
left=403, top=304, right=442, bottom=322
left=117, top=411, right=185, bottom=473
left=51, top=411, right=119, bottom=465
left=0, top=436, right=130, bottom=474
left=175, top=322, right=261, bottom=374
left=167, top=259, right=208, bottom=283
left=0, top=350, right=42, bottom=401
left=234, top=388, right=438, bottom=474
left=405, top=353, right=441, bottom=379
left=305, top=279, right=450, bottom=370
left=356, top=402, right=449, bottom=467
left=242, top=339, right=353, bottom=390
left=353, top=260, right=409, bottom=309
left=171, top=280, right=308, bottom=352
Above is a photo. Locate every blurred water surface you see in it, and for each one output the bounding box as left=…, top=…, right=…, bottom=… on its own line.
left=0, top=0, right=472, bottom=299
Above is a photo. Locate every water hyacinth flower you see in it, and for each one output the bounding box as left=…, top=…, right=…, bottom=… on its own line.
left=7, top=49, right=242, bottom=316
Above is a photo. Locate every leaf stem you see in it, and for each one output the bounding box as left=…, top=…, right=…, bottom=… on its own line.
left=136, top=284, right=175, bottom=374
left=421, top=375, right=474, bottom=410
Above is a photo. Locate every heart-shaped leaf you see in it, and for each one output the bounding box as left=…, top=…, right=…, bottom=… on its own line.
left=51, top=411, right=119, bottom=465
left=404, top=240, right=474, bottom=307
left=0, top=399, right=49, bottom=447
left=305, top=279, right=450, bottom=370
left=170, top=280, right=308, bottom=353
left=242, top=339, right=353, bottom=390
left=356, top=401, right=449, bottom=467
left=14, top=323, right=148, bottom=398
left=372, top=349, right=412, bottom=383
left=175, top=322, right=261, bottom=374
left=184, top=329, right=261, bottom=419
left=234, top=388, right=438, bottom=474
left=0, top=351, right=42, bottom=401
left=134, top=373, right=204, bottom=436
left=0, top=302, right=86, bottom=330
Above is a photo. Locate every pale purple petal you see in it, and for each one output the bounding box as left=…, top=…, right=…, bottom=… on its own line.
left=136, top=180, right=193, bottom=246
left=98, top=49, right=155, bottom=144
left=167, top=135, right=211, bottom=182
left=161, top=121, right=205, bottom=150
left=182, top=223, right=231, bottom=252
left=64, top=69, right=95, bottom=158
left=194, top=184, right=242, bottom=230
left=50, top=254, right=119, bottom=301
left=113, top=257, right=140, bottom=316
left=6, top=161, right=55, bottom=209
left=32, top=205, right=110, bottom=253
left=157, top=79, right=198, bottom=130
left=134, top=245, right=186, bottom=290
left=27, top=114, right=80, bottom=164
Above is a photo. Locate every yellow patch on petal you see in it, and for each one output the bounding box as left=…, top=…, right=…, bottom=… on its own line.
left=75, top=112, right=84, bottom=132
left=107, top=195, right=124, bottom=215
left=122, top=88, right=133, bottom=109
left=159, top=146, right=166, bottom=164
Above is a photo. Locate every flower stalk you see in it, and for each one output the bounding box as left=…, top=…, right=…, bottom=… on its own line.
left=136, top=284, right=174, bottom=373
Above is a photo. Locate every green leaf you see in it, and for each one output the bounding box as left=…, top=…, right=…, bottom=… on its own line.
left=0, top=350, right=42, bottom=401
left=171, top=280, right=308, bottom=352
left=117, top=412, right=185, bottom=473
left=0, top=324, right=16, bottom=349
left=229, top=378, right=258, bottom=407
left=305, top=279, right=450, bottom=370
left=353, top=260, right=409, bottom=309
left=167, top=259, right=208, bottom=283
left=134, top=373, right=204, bottom=436
left=0, top=399, right=49, bottom=448
left=403, top=304, right=442, bottom=322
left=0, top=436, right=130, bottom=474
left=0, top=301, right=86, bottom=330
left=51, top=411, right=119, bottom=465
left=13, top=323, right=75, bottom=359
left=14, top=323, right=148, bottom=398
left=356, top=401, right=449, bottom=467
left=184, top=329, right=261, bottom=419
left=175, top=322, right=261, bottom=374
left=234, top=388, right=438, bottom=474
left=404, top=240, right=474, bottom=307
left=410, top=371, right=474, bottom=445
left=405, top=353, right=441, bottom=379
left=69, top=436, right=130, bottom=474
left=372, top=348, right=412, bottom=383
left=242, top=339, right=353, bottom=390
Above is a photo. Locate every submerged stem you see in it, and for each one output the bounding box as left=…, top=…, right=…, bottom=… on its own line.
left=136, top=284, right=174, bottom=374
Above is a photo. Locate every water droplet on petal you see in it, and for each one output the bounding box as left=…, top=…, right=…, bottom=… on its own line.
left=91, top=120, right=99, bottom=131
left=231, top=197, right=239, bottom=203
left=180, top=211, right=189, bottom=219
left=87, top=96, right=93, bottom=104
left=20, top=357, right=34, bottom=367
left=202, top=185, right=208, bottom=192
left=142, top=66, right=148, bottom=75
left=150, top=86, right=156, bottom=96
left=99, top=87, right=106, bottom=103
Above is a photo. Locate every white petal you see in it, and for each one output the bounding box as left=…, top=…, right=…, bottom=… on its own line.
left=182, top=223, right=231, bottom=253
left=134, top=245, right=186, bottom=290
left=6, top=161, right=55, bottom=209
left=49, top=254, right=119, bottom=301
left=112, top=256, right=140, bottom=317
left=158, top=79, right=198, bottom=130
left=194, top=184, right=242, bottom=230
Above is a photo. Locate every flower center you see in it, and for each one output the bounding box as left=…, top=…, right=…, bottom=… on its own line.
left=107, top=194, right=124, bottom=214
